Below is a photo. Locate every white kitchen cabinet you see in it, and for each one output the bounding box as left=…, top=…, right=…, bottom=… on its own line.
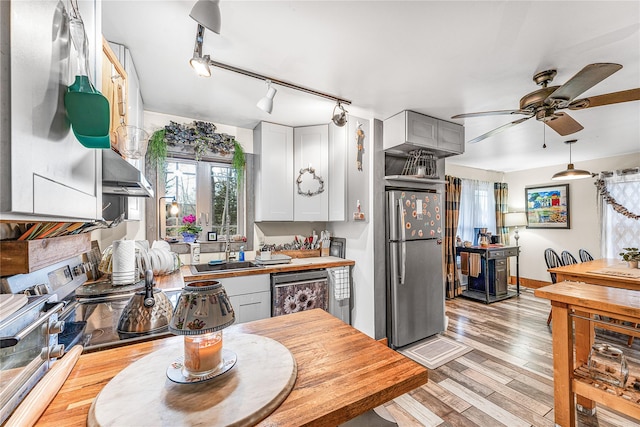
left=254, top=122, right=294, bottom=221
left=219, top=274, right=271, bottom=324
left=437, top=119, right=465, bottom=154
left=383, top=110, right=464, bottom=157
left=294, top=125, right=329, bottom=221
left=0, top=0, right=102, bottom=221
left=328, top=123, right=347, bottom=221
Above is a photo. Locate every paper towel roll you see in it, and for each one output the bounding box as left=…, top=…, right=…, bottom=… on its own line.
left=112, top=239, right=135, bottom=285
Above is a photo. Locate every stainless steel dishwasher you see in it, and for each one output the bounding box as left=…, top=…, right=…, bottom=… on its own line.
left=271, top=270, right=329, bottom=317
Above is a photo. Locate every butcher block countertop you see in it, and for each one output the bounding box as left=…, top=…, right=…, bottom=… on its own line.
left=35, top=309, right=428, bottom=427
left=180, top=255, right=355, bottom=282
left=151, top=256, right=354, bottom=290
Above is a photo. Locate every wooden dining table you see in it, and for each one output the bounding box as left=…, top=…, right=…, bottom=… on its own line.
left=548, top=258, right=640, bottom=291
left=545, top=259, right=640, bottom=424
left=35, top=309, right=428, bottom=426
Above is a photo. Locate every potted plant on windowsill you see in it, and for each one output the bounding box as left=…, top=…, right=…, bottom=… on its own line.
left=178, top=214, right=202, bottom=243
left=619, top=247, right=640, bottom=268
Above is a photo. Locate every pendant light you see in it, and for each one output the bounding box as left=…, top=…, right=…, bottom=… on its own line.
left=551, top=139, right=592, bottom=181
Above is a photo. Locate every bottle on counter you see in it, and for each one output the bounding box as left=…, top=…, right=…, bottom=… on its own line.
left=238, top=245, right=245, bottom=262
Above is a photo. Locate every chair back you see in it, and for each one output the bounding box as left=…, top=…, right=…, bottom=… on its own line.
left=544, top=248, right=563, bottom=284
left=561, top=251, right=578, bottom=265
left=579, top=249, right=594, bottom=262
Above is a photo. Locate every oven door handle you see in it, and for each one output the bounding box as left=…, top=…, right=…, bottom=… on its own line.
left=0, top=302, right=65, bottom=348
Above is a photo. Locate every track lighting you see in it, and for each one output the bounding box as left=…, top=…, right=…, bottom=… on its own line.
left=257, top=80, right=277, bottom=114
left=187, top=1, right=351, bottom=117
left=189, top=24, right=211, bottom=77
left=190, top=0, right=221, bottom=34
left=332, top=101, right=348, bottom=127
left=190, top=54, right=211, bottom=77
left=551, top=139, right=592, bottom=181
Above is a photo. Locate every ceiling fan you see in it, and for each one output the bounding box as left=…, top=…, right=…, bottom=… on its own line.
left=452, top=63, right=640, bottom=144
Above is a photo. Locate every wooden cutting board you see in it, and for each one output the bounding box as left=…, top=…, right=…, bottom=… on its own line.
left=88, top=333, right=297, bottom=427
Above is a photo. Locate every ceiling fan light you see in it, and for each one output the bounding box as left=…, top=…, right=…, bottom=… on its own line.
left=257, top=83, right=277, bottom=114
left=190, top=55, right=211, bottom=77
left=551, top=164, right=592, bottom=181
left=190, top=0, right=221, bottom=34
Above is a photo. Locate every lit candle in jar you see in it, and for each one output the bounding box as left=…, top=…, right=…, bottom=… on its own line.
left=183, top=331, right=223, bottom=376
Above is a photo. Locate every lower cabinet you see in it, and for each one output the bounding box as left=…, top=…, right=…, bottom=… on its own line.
left=218, top=274, right=271, bottom=324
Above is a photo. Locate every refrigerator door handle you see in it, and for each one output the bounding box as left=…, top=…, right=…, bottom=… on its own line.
left=400, top=241, right=406, bottom=285
left=397, top=199, right=406, bottom=285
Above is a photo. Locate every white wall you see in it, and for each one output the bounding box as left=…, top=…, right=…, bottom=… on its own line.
left=447, top=153, right=640, bottom=283
left=329, top=117, right=376, bottom=337
left=505, top=153, right=640, bottom=282
left=445, top=163, right=504, bottom=183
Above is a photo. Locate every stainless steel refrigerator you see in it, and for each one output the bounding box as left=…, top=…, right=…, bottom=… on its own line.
left=386, top=188, right=445, bottom=349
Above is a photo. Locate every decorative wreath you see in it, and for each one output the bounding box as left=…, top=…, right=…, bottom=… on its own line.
left=296, top=167, right=325, bottom=197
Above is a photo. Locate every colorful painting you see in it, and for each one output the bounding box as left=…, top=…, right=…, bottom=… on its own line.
left=525, top=184, right=570, bottom=229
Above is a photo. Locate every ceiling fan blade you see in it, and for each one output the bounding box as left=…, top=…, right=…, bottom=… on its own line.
left=452, top=110, right=532, bottom=119
left=467, top=116, right=532, bottom=144
left=568, top=88, right=640, bottom=110
left=544, top=112, right=584, bottom=136
left=545, top=63, right=622, bottom=105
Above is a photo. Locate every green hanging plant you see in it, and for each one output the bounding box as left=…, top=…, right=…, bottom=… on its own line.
left=232, top=140, right=246, bottom=183
left=147, top=129, right=167, bottom=169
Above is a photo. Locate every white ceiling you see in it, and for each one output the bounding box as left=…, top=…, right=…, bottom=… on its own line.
left=102, top=1, right=640, bottom=172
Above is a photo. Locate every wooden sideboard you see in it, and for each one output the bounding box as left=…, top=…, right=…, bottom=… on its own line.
left=457, top=245, right=520, bottom=303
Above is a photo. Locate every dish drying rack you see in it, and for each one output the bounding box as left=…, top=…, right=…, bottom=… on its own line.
left=401, top=150, right=437, bottom=178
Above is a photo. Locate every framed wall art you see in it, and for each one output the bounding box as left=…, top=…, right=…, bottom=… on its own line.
left=207, top=232, right=218, bottom=241
left=525, top=183, right=570, bottom=229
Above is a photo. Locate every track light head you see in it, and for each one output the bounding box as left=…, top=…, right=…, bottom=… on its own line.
left=190, top=0, right=221, bottom=34
left=257, top=81, right=277, bottom=114
left=190, top=55, right=211, bottom=77
left=332, top=101, right=348, bottom=127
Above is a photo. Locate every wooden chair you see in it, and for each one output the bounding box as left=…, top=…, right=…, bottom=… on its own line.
left=579, top=248, right=594, bottom=262
left=561, top=250, right=578, bottom=265
left=544, top=248, right=564, bottom=326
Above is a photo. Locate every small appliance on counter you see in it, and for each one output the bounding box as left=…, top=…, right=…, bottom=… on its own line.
left=117, top=270, right=173, bottom=338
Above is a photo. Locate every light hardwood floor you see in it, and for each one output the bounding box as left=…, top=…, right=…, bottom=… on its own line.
left=382, top=287, right=640, bottom=427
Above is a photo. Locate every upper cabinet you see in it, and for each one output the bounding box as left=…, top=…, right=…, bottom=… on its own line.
left=294, top=125, right=329, bottom=221
left=383, top=110, right=465, bottom=157
left=0, top=0, right=102, bottom=221
left=254, top=122, right=345, bottom=222
left=254, top=122, right=295, bottom=221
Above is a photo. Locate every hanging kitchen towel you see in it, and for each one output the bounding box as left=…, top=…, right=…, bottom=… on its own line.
left=329, top=267, right=350, bottom=301
left=460, top=252, right=469, bottom=276
left=469, top=253, right=481, bottom=278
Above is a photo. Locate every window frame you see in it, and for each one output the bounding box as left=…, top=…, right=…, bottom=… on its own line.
left=157, top=154, right=251, bottom=250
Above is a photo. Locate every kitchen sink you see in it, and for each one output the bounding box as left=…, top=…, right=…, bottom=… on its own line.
left=189, top=261, right=263, bottom=275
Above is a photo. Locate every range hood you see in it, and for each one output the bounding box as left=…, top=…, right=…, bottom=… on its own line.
left=102, top=149, right=154, bottom=197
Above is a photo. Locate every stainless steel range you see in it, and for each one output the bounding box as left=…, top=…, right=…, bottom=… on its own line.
left=71, top=276, right=179, bottom=352
left=0, top=256, right=179, bottom=423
